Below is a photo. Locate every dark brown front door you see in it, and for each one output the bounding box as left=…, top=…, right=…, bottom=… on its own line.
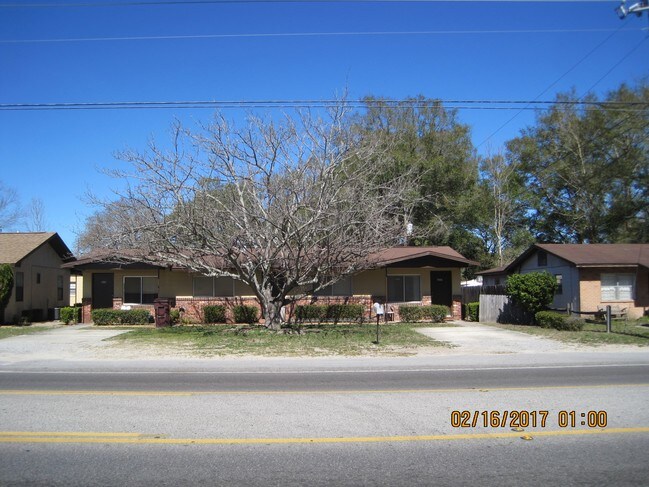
left=92, top=273, right=114, bottom=309
left=430, top=271, right=452, bottom=307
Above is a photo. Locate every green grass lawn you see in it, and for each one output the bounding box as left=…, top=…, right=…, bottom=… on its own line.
left=0, top=325, right=59, bottom=340
left=108, top=322, right=451, bottom=356
left=490, top=318, right=649, bottom=346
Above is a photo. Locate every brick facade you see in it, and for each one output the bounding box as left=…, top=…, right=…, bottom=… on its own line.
left=579, top=267, right=649, bottom=319
left=81, top=293, right=465, bottom=323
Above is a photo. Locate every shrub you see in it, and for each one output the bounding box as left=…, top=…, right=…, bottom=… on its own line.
left=425, top=305, right=450, bottom=322
left=326, top=304, right=364, bottom=323
left=535, top=311, right=585, bottom=331
left=399, top=306, right=423, bottom=322
left=465, top=302, right=479, bottom=322
left=399, top=305, right=449, bottom=323
left=170, top=308, right=181, bottom=325
left=295, top=304, right=365, bottom=323
left=0, top=264, right=13, bottom=321
left=203, top=305, right=227, bottom=324
left=91, top=308, right=151, bottom=325
left=233, top=305, right=259, bottom=324
left=535, top=311, right=565, bottom=329
left=60, top=306, right=81, bottom=325
left=506, top=272, right=558, bottom=323
left=295, top=305, right=326, bottom=322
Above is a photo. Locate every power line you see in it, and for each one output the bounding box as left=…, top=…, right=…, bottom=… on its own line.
left=1, top=28, right=637, bottom=44
left=1, top=98, right=647, bottom=111
left=0, top=0, right=615, bottom=8
left=477, top=20, right=632, bottom=147
left=581, top=34, right=649, bottom=94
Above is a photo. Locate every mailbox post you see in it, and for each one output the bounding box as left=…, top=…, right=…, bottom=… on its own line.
left=154, top=298, right=171, bottom=328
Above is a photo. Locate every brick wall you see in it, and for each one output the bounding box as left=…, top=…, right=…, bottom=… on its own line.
left=81, top=293, right=465, bottom=324
left=579, top=267, right=648, bottom=319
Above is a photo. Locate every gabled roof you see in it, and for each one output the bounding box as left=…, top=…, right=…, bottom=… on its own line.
left=0, top=232, right=75, bottom=265
left=65, top=246, right=478, bottom=270
left=475, top=265, right=508, bottom=276
left=369, top=246, right=479, bottom=267
left=509, top=243, right=649, bottom=270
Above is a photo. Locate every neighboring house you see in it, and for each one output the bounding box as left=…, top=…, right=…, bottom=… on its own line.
left=479, top=244, right=649, bottom=319
left=0, top=232, right=75, bottom=323
left=65, top=246, right=478, bottom=323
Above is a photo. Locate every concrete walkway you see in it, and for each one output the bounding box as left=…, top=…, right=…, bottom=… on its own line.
left=417, top=321, right=577, bottom=354
left=0, top=324, right=129, bottom=363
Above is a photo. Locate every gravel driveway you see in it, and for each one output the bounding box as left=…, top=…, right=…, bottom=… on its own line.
left=417, top=321, right=578, bottom=354
left=0, top=324, right=129, bottom=364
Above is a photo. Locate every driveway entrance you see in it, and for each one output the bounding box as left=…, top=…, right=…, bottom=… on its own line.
left=417, top=321, right=576, bottom=353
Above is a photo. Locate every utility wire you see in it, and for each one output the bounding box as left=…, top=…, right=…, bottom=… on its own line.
left=1, top=28, right=637, bottom=44
left=0, top=0, right=615, bottom=8
left=580, top=34, right=649, bottom=95
left=477, top=20, right=631, bottom=148
left=1, top=99, right=647, bottom=111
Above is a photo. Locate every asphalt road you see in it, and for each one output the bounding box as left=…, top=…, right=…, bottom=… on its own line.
left=0, top=363, right=648, bottom=391
left=1, top=365, right=648, bottom=486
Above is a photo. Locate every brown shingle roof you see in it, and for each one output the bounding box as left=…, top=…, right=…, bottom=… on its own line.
left=66, top=246, right=479, bottom=269
left=510, top=243, right=649, bottom=270
left=369, top=246, right=479, bottom=266
left=0, top=232, right=74, bottom=264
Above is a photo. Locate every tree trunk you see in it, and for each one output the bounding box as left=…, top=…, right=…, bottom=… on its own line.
left=259, top=287, right=284, bottom=331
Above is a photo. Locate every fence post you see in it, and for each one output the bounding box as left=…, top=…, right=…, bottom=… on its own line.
left=606, top=305, right=612, bottom=333
left=567, top=302, right=572, bottom=317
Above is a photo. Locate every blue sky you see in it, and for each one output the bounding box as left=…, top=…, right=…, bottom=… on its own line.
left=0, top=0, right=647, bottom=250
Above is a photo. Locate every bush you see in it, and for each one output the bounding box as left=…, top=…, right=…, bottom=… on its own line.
left=326, top=304, right=364, bottom=323
left=91, top=308, right=151, bottom=325
left=465, top=302, right=479, bottom=322
left=60, top=306, right=81, bottom=325
left=295, top=304, right=365, bottom=323
left=203, top=305, right=227, bottom=324
left=535, top=311, right=585, bottom=331
left=506, top=272, right=558, bottom=323
left=399, top=305, right=449, bottom=323
left=535, top=311, right=565, bottom=329
left=295, top=305, right=326, bottom=322
left=170, top=308, right=181, bottom=325
left=233, top=305, right=259, bottom=324
left=0, top=264, right=13, bottom=321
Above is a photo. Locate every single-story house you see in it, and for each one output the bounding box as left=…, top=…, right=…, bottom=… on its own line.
left=64, top=246, right=478, bottom=323
left=0, top=232, right=75, bottom=323
left=478, top=244, right=649, bottom=319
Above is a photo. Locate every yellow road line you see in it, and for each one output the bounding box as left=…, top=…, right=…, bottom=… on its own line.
left=0, top=427, right=647, bottom=445
left=0, top=383, right=648, bottom=397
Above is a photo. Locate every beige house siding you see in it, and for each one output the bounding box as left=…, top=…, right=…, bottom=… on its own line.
left=4, top=244, right=70, bottom=322
left=579, top=267, right=648, bottom=319
left=80, top=264, right=465, bottom=323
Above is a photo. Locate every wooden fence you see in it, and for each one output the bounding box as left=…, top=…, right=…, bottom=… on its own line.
left=478, top=285, right=529, bottom=324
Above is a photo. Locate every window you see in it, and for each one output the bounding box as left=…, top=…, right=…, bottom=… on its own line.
left=315, top=276, right=352, bottom=296
left=15, top=272, right=24, bottom=302
left=601, top=274, right=634, bottom=301
left=123, top=276, right=158, bottom=304
left=192, top=276, right=235, bottom=297
left=555, top=274, right=563, bottom=295
left=70, top=281, right=77, bottom=302
left=57, top=275, right=64, bottom=301
left=36, top=273, right=41, bottom=284
left=387, top=275, right=421, bottom=302
left=537, top=250, right=548, bottom=267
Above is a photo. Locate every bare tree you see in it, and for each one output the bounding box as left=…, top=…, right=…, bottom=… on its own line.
left=478, top=150, right=525, bottom=266
left=0, top=181, right=22, bottom=232
left=26, top=197, right=48, bottom=232
left=90, top=107, right=417, bottom=329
